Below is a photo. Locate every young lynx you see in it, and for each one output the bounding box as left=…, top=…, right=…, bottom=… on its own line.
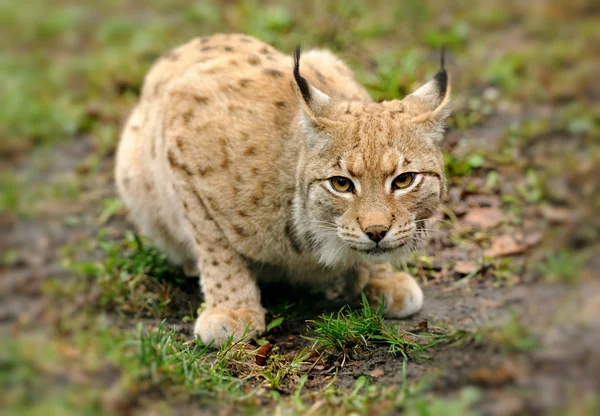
left=115, top=34, right=450, bottom=346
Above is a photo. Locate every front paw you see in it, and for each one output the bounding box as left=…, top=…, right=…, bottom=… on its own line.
left=194, top=307, right=266, bottom=347
left=364, top=272, right=423, bottom=318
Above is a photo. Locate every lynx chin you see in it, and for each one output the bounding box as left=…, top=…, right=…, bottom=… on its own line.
left=115, top=34, right=451, bottom=346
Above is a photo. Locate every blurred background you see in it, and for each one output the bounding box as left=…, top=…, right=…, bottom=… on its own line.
left=1, top=0, right=599, bottom=415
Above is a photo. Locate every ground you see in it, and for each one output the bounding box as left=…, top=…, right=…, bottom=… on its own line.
left=1, top=1, right=599, bottom=415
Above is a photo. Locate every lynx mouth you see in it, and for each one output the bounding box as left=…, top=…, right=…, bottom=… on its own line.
left=349, top=245, right=393, bottom=255
left=348, top=241, right=410, bottom=255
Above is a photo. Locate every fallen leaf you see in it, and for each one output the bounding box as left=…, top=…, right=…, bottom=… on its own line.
left=468, top=366, right=514, bottom=385
left=468, top=360, right=525, bottom=386
left=370, top=368, right=384, bottom=378
left=539, top=204, right=571, bottom=224
left=449, top=202, right=469, bottom=216
left=412, top=321, right=429, bottom=332
left=255, top=342, right=273, bottom=366
left=485, top=235, right=527, bottom=258
left=465, top=194, right=502, bottom=208
left=463, top=207, right=504, bottom=229
left=454, top=261, right=479, bottom=275
left=522, top=231, right=543, bottom=248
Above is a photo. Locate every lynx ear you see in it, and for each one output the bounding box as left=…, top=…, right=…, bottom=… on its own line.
left=291, top=46, right=332, bottom=124
left=405, top=49, right=451, bottom=123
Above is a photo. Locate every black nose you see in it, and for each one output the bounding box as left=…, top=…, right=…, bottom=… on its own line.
left=364, top=225, right=388, bottom=243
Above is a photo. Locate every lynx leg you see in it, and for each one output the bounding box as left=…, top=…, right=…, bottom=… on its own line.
left=174, top=197, right=265, bottom=346
left=357, top=263, right=423, bottom=318
left=190, top=232, right=265, bottom=346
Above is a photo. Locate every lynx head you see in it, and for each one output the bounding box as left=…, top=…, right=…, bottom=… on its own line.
left=291, top=47, right=451, bottom=267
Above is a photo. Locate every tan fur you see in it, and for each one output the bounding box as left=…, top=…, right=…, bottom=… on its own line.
left=115, top=34, right=451, bottom=346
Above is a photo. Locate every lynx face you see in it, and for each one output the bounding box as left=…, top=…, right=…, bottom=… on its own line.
left=292, top=48, right=450, bottom=267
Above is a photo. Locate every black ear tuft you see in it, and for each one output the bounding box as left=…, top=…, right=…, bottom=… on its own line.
left=293, top=45, right=311, bottom=103
left=434, top=46, right=448, bottom=97
left=440, top=45, right=446, bottom=69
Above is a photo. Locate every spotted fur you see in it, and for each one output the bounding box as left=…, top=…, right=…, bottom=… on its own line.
left=115, top=34, right=451, bottom=346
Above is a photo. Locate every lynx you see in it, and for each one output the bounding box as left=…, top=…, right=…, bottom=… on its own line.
left=115, top=34, right=450, bottom=346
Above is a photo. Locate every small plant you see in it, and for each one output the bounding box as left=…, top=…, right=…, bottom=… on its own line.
left=60, top=229, right=186, bottom=317
left=444, top=152, right=486, bottom=177
left=307, top=293, right=423, bottom=360
left=134, top=321, right=250, bottom=399
left=539, top=250, right=581, bottom=283
left=517, top=169, right=545, bottom=204
left=425, top=313, right=538, bottom=353
left=360, top=50, right=423, bottom=100
left=258, top=348, right=311, bottom=390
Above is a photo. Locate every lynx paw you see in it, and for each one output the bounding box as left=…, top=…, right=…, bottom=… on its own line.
left=364, top=272, right=423, bottom=318
left=194, top=307, right=266, bottom=347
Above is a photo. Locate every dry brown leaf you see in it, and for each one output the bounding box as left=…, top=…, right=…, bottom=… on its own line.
left=454, top=261, right=479, bottom=275
left=411, top=321, right=429, bottom=332
left=255, top=342, right=273, bottom=366
left=370, top=368, right=384, bottom=378
left=463, top=207, right=504, bottom=229
left=485, top=235, right=527, bottom=258
left=539, top=204, right=571, bottom=224
left=468, top=366, right=515, bottom=385
left=465, top=194, right=502, bottom=208
left=468, top=360, right=525, bottom=386
left=522, top=231, right=544, bottom=248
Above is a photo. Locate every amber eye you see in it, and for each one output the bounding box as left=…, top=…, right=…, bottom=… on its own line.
left=330, top=176, right=354, bottom=193
left=392, top=172, right=416, bottom=190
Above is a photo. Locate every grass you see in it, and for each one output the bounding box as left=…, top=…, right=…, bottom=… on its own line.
left=133, top=322, right=250, bottom=399
left=307, top=293, right=424, bottom=360
left=423, top=313, right=538, bottom=354
left=268, top=361, right=482, bottom=415
left=539, top=249, right=587, bottom=283
left=1, top=308, right=489, bottom=415
left=36, top=222, right=536, bottom=413
left=54, top=229, right=189, bottom=319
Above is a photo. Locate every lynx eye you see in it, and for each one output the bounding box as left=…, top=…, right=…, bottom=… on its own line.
left=330, top=176, right=354, bottom=193
left=392, top=172, right=416, bottom=190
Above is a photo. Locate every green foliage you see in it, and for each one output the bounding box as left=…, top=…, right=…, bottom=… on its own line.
left=426, top=313, right=538, bottom=354
left=483, top=54, right=525, bottom=94
left=59, top=229, right=185, bottom=317
left=444, top=152, right=486, bottom=177
left=258, top=348, right=310, bottom=390
left=133, top=321, right=247, bottom=397
left=407, top=387, right=481, bottom=416
left=273, top=363, right=480, bottom=416
left=424, top=22, right=470, bottom=49
left=307, top=293, right=422, bottom=360
left=539, top=250, right=583, bottom=283
left=360, top=50, right=423, bottom=100
left=0, top=171, right=83, bottom=217
left=517, top=169, right=545, bottom=204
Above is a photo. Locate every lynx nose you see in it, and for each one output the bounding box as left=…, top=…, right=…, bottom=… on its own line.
left=364, top=225, right=388, bottom=244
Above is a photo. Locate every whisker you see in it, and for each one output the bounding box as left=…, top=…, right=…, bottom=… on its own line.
left=317, top=225, right=338, bottom=232
left=331, top=240, right=349, bottom=262
left=315, top=220, right=338, bottom=227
